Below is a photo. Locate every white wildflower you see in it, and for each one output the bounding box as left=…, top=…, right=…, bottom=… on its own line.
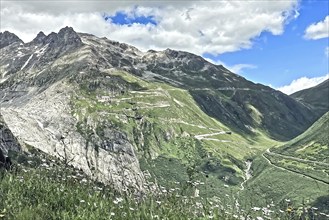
left=252, top=207, right=261, bottom=211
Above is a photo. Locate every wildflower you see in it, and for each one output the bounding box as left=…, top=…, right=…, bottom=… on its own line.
left=252, top=207, right=261, bottom=211
left=110, top=212, right=115, bottom=216
left=156, top=201, right=161, bottom=205
left=196, top=202, right=202, bottom=208
left=194, top=189, right=200, bottom=197
left=114, top=197, right=123, bottom=204
left=80, top=200, right=85, bottom=203
left=129, top=207, right=134, bottom=211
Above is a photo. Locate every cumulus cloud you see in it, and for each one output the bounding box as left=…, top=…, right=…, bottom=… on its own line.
left=0, top=1, right=299, bottom=55
left=304, top=16, right=329, bottom=40
left=229, top=64, right=257, bottom=74
left=277, top=74, right=329, bottom=95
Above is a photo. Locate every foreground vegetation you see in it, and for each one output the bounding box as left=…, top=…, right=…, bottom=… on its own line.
left=1, top=151, right=328, bottom=220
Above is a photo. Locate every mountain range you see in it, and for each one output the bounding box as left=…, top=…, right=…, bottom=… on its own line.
left=0, top=27, right=328, bottom=213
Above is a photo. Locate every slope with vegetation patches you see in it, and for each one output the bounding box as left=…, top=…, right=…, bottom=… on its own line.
left=291, top=79, right=329, bottom=117
left=0, top=27, right=326, bottom=210
left=242, top=112, right=329, bottom=215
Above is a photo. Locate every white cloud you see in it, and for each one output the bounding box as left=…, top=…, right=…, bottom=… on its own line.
left=304, top=16, right=329, bottom=40
left=0, top=1, right=299, bottom=55
left=277, top=74, right=329, bottom=95
left=229, top=64, right=257, bottom=74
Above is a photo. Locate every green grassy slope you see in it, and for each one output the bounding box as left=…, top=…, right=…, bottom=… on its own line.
left=69, top=67, right=329, bottom=211
left=1, top=147, right=327, bottom=220
left=242, top=156, right=329, bottom=214
left=274, top=111, right=329, bottom=162
left=70, top=69, right=278, bottom=197
left=243, top=112, right=329, bottom=215
left=291, top=79, right=329, bottom=117
left=145, top=50, right=317, bottom=141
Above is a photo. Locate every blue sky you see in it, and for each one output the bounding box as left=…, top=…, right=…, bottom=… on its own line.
left=105, top=12, right=157, bottom=26
left=205, top=0, right=329, bottom=88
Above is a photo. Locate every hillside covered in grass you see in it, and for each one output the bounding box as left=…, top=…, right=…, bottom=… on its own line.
left=1, top=149, right=328, bottom=220
left=274, top=111, right=329, bottom=163
left=291, top=79, right=329, bottom=117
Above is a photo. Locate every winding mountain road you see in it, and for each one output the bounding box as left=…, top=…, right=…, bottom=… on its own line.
left=266, top=149, right=329, bottom=166
left=262, top=149, right=329, bottom=185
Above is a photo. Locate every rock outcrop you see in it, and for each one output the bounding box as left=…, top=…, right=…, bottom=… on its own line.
left=0, top=31, right=23, bottom=48
left=0, top=113, right=21, bottom=169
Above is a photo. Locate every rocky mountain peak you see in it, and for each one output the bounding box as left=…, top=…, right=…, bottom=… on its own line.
left=58, top=26, right=77, bottom=36
left=58, top=26, right=81, bottom=43
left=43, top=26, right=82, bottom=47
left=31, top=31, right=46, bottom=44
left=0, top=31, right=23, bottom=48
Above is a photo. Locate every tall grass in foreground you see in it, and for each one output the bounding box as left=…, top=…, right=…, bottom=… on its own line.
left=0, top=162, right=327, bottom=220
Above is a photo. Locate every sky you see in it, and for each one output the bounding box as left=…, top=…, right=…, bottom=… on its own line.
left=0, top=0, right=328, bottom=94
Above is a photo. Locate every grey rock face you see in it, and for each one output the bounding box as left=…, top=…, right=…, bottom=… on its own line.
left=31, top=31, right=47, bottom=44
left=0, top=113, right=21, bottom=167
left=0, top=31, right=23, bottom=49
left=0, top=81, right=145, bottom=191
left=0, top=27, right=145, bottom=191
